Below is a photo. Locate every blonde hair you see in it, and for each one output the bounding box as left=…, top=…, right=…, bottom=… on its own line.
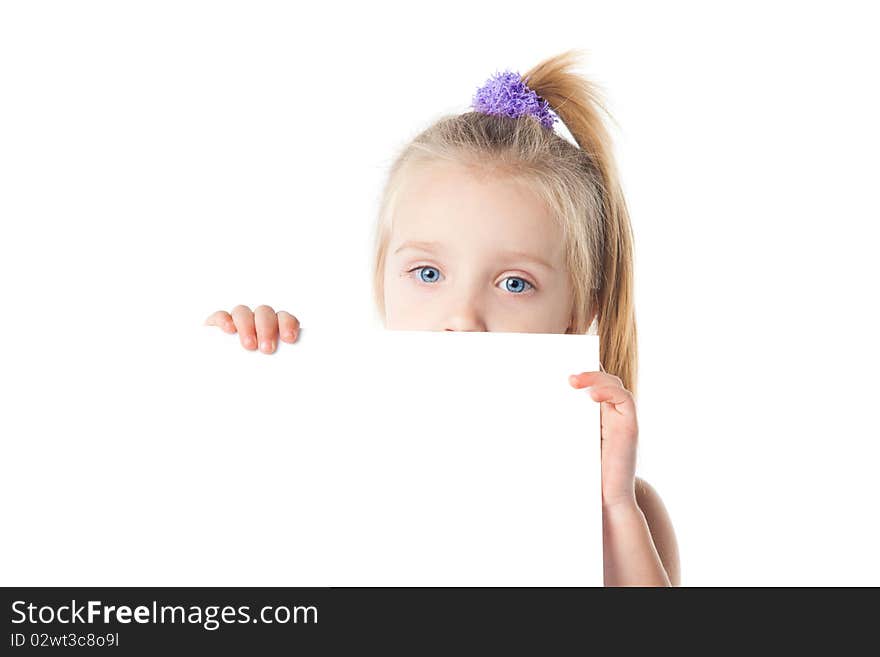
left=372, top=50, right=638, bottom=397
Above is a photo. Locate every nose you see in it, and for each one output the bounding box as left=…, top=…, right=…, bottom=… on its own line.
left=443, top=291, right=488, bottom=332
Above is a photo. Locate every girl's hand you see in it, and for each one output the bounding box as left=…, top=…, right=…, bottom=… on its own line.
left=568, top=371, right=638, bottom=509
left=204, top=305, right=300, bottom=354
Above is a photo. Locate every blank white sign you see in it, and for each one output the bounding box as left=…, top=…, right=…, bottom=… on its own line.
left=2, top=323, right=600, bottom=586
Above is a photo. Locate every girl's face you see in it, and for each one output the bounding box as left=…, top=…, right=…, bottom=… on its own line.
left=382, top=160, right=574, bottom=333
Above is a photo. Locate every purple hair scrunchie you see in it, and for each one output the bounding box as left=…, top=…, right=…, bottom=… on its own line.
left=471, top=70, right=558, bottom=130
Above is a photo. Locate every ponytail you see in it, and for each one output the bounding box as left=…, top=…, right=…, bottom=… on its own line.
left=525, top=51, right=639, bottom=397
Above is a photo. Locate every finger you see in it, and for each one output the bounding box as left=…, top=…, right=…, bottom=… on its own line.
left=568, top=371, right=625, bottom=389
left=587, top=384, right=636, bottom=416
left=254, top=305, right=279, bottom=354
left=231, top=305, right=257, bottom=350
left=204, top=310, right=236, bottom=334
left=277, top=311, right=301, bottom=343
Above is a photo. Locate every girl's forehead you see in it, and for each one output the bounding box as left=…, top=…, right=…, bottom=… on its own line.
left=391, top=161, right=563, bottom=260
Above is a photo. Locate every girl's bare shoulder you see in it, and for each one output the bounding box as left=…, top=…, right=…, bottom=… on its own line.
left=635, top=477, right=681, bottom=586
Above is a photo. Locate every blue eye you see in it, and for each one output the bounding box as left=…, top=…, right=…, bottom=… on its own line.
left=501, top=277, right=533, bottom=294
left=414, top=266, right=441, bottom=283
left=409, top=267, right=532, bottom=294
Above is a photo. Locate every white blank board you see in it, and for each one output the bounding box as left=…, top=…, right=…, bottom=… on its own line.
left=2, top=325, right=601, bottom=586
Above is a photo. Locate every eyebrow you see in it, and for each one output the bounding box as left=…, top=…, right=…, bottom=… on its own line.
left=393, top=240, right=444, bottom=255
left=393, top=241, right=555, bottom=271
left=498, top=250, right=556, bottom=271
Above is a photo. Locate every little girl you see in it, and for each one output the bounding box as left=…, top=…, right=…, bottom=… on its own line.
left=205, top=50, right=680, bottom=586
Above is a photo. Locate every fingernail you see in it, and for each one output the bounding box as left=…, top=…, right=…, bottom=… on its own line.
left=244, top=336, right=256, bottom=348
left=260, top=340, right=273, bottom=353
left=284, top=332, right=295, bottom=341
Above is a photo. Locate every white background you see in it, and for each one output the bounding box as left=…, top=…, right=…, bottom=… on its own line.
left=1, top=1, right=878, bottom=585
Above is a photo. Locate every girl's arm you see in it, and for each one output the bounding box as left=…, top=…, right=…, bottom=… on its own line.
left=569, top=372, right=680, bottom=587
left=604, top=478, right=680, bottom=586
